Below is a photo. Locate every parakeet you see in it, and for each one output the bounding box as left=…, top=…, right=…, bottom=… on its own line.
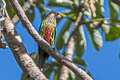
left=38, top=12, right=61, bottom=71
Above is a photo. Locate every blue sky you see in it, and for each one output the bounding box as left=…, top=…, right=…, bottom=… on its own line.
left=0, top=0, right=120, bottom=80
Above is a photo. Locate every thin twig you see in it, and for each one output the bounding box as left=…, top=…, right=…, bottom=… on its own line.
left=80, top=18, right=120, bottom=24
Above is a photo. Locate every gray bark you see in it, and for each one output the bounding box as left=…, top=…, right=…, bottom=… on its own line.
left=3, top=16, right=48, bottom=80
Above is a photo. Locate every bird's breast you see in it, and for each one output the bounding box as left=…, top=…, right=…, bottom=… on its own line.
left=43, top=27, right=53, bottom=43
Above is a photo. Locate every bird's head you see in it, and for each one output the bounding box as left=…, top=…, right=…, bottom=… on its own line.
left=48, top=11, right=61, bottom=19
left=44, top=12, right=61, bottom=26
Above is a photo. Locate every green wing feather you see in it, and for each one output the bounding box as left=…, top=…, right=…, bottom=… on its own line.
left=39, top=20, right=45, bottom=37
left=50, top=27, right=56, bottom=47
left=38, top=20, right=49, bottom=69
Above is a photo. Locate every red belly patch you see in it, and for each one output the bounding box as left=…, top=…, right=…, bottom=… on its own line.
left=43, top=27, right=53, bottom=43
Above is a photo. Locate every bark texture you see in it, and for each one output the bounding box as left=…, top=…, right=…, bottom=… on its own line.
left=3, top=16, right=47, bottom=80
left=12, top=0, right=37, bottom=24
left=9, top=0, right=92, bottom=80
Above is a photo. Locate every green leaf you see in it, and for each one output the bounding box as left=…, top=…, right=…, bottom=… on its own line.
left=106, top=27, right=120, bottom=41
left=94, top=0, right=104, bottom=18
left=30, top=52, right=39, bottom=65
left=92, top=29, right=103, bottom=50
left=101, top=21, right=110, bottom=34
left=21, top=73, right=27, bottom=80
left=37, top=0, right=44, bottom=5
left=74, top=0, right=80, bottom=7
left=44, top=66, right=54, bottom=78
left=6, top=0, right=15, bottom=18
left=111, top=19, right=120, bottom=24
left=26, top=6, right=35, bottom=22
left=70, top=12, right=77, bottom=20
left=69, top=71, right=76, bottom=80
left=19, top=0, right=25, bottom=6
left=73, top=57, right=87, bottom=67
left=53, top=72, right=58, bottom=80
left=56, top=20, right=72, bottom=50
left=36, top=3, right=46, bottom=20
left=109, top=0, right=119, bottom=23
left=30, top=52, right=38, bottom=60
left=87, top=24, right=103, bottom=50
left=0, top=42, right=7, bottom=48
left=53, top=74, right=58, bottom=80
left=44, top=62, right=58, bottom=78
left=44, top=60, right=61, bottom=79
left=53, top=63, right=61, bottom=80
left=48, top=0, right=73, bottom=9
left=75, top=25, right=86, bottom=57
left=6, top=0, right=26, bottom=18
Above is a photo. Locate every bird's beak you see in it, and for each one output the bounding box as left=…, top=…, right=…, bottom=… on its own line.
left=56, top=14, right=61, bottom=19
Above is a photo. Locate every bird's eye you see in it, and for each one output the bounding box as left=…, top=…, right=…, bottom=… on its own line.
left=57, top=13, right=59, bottom=16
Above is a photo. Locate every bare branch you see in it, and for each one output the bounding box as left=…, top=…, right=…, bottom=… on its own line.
left=9, top=0, right=92, bottom=80
left=3, top=15, right=47, bottom=80
left=12, top=0, right=37, bottom=24
left=59, top=11, right=84, bottom=80
left=59, top=53, right=73, bottom=80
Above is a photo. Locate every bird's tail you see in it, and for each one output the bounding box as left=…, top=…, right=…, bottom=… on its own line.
left=38, top=47, right=49, bottom=71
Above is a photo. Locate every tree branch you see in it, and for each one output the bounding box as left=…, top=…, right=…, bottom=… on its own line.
left=59, top=52, right=73, bottom=80
left=59, top=11, right=84, bottom=80
left=9, top=0, right=92, bottom=80
left=2, top=14, right=47, bottom=80
left=12, top=0, right=37, bottom=24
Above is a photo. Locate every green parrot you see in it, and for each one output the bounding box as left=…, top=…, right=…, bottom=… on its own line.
left=38, top=12, right=61, bottom=71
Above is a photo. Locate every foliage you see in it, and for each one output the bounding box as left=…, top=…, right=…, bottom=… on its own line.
left=56, top=19, right=72, bottom=50
left=106, top=0, right=120, bottom=41
left=5, top=0, right=120, bottom=79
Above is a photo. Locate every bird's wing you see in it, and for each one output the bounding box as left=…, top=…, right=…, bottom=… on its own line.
left=50, top=27, right=56, bottom=47
left=39, top=20, right=45, bottom=37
